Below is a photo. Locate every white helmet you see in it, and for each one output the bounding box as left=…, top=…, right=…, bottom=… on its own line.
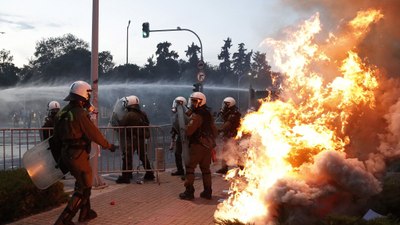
left=48, top=101, right=60, bottom=111
left=175, top=96, right=187, bottom=106
left=223, top=97, right=236, bottom=108
left=123, top=95, right=140, bottom=108
left=171, top=96, right=187, bottom=112
left=64, top=80, right=92, bottom=101
left=189, top=92, right=206, bottom=109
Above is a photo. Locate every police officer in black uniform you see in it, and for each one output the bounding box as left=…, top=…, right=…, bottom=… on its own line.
left=41, top=100, right=61, bottom=141
left=115, top=95, right=155, bottom=184
left=216, top=97, right=241, bottom=174
left=170, top=96, right=189, bottom=176
left=53, top=81, right=116, bottom=225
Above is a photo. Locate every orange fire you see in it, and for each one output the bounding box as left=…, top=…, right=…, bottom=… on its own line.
left=214, top=9, right=383, bottom=224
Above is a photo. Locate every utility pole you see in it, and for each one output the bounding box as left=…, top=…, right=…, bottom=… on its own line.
left=91, top=0, right=107, bottom=188
left=126, top=20, right=131, bottom=64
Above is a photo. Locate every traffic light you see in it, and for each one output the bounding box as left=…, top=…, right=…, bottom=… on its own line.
left=192, top=83, right=203, bottom=92
left=142, top=22, right=150, bottom=38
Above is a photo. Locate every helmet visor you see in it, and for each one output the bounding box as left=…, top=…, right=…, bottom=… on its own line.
left=189, top=98, right=201, bottom=109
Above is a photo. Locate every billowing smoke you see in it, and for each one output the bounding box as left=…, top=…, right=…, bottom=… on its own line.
left=282, top=0, right=400, bottom=78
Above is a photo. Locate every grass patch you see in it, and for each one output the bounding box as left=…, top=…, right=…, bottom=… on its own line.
left=0, top=168, right=68, bottom=223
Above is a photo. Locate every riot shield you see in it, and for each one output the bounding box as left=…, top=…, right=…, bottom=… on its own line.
left=176, top=104, right=189, bottom=165
left=23, top=139, right=64, bottom=190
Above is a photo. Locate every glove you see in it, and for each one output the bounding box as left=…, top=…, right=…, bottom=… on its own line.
left=185, top=109, right=193, bottom=116
left=108, top=144, right=117, bottom=152
left=169, top=140, right=176, bottom=151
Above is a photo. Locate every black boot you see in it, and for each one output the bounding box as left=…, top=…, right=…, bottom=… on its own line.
left=200, top=187, right=212, bottom=200
left=179, top=185, right=195, bottom=200
left=54, top=193, right=83, bottom=225
left=216, top=166, right=228, bottom=174
left=78, top=199, right=97, bottom=222
left=54, top=209, right=75, bottom=225
left=116, top=176, right=131, bottom=184
left=171, top=170, right=184, bottom=176
left=116, top=172, right=132, bottom=184
left=144, top=172, right=155, bottom=181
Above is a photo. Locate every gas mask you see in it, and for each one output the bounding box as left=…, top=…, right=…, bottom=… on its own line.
left=83, top=101, right=96, bottom=113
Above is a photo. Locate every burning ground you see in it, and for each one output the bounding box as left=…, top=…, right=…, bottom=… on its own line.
left=214, top=5, right=400, bottom=225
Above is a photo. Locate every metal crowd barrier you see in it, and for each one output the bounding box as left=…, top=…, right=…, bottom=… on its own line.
left=97, top=126, right=168, bottom=175
left=0, top=126, right=172, bottom=177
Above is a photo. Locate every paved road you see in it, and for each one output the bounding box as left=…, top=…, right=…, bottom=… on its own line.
left=7, top=166, right=230, bottom=225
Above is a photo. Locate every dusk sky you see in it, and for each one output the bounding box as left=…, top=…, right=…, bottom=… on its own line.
left=0, top=0, right=308, bottom=68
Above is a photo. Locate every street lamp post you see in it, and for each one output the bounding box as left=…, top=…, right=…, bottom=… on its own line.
left=126, top=20, right=131, bottom=65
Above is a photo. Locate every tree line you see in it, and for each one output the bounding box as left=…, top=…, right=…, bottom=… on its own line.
left=0, top=33, right=276, bottom=89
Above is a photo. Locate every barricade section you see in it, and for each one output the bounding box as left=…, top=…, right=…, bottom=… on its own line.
left=0, top=125, right=172, bottom=176
left=0, top=128, right=43, bottom=170
left=98, top=125, right=167, bottom=175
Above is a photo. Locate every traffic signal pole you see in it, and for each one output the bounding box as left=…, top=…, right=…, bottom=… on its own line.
left=142, top=25, right=203, bottom=62
left=142, top=24, right=206, bottom=92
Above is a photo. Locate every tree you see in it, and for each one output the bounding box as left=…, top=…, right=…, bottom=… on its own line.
left=143, top=56, right=156, bottom=75
left=154, top=42, right=180, bottom=80
left=27, top=34, right=115, bottom=83
left=41, top=48, right=91, bottom=82
left=0, top=49, right=13, bottom=64
left=155, top=41, right=179, bottom=64
left=218, top=38, right=233, bottom=74
left=107, top=64, right=140, bottom=81
left=0, top=49, right=20, bottom=87
left=251, top=51, right=272, bottom=88
left=99, top=51, right=115, bottom=75
left=32, top=33, right=89, bottom=70
left=177, top=43, right=202, bottom=82
left=232, top=43, right=252, bottom=77
left=185, top=42, right=200, bottom=67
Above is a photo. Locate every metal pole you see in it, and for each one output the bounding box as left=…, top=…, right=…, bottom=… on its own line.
left=126, top=20, right=131, bottom=64
left=237, top=74, right=245, bottom=110
left=237, top=75, right=240, bottom=108
left=91, top=0, right=106, bottom=188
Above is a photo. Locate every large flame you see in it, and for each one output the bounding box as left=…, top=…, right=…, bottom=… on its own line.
left=214, top=9, right=383, bottom=224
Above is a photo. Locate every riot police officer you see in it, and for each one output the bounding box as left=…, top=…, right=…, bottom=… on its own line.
left=216, top=97, right=241, bottom=174
left=115, top=95, right=155, bottom=183
left=41, top=100, right=61, bottom=141
left=53, top=81, right=116, bottom=225
left=170, top=96, right=189, bottom=176
left=179, top=92, right=218, bottom=200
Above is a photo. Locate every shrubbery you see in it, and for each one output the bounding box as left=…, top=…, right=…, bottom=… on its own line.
left=0, top=168, right=68, bottom=224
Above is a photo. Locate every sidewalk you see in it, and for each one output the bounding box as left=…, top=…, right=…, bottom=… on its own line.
left=7, top=165, right=230, bottom=225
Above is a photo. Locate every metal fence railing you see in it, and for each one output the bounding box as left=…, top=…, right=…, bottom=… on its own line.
left=0, top=125, right=173, bottom=176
